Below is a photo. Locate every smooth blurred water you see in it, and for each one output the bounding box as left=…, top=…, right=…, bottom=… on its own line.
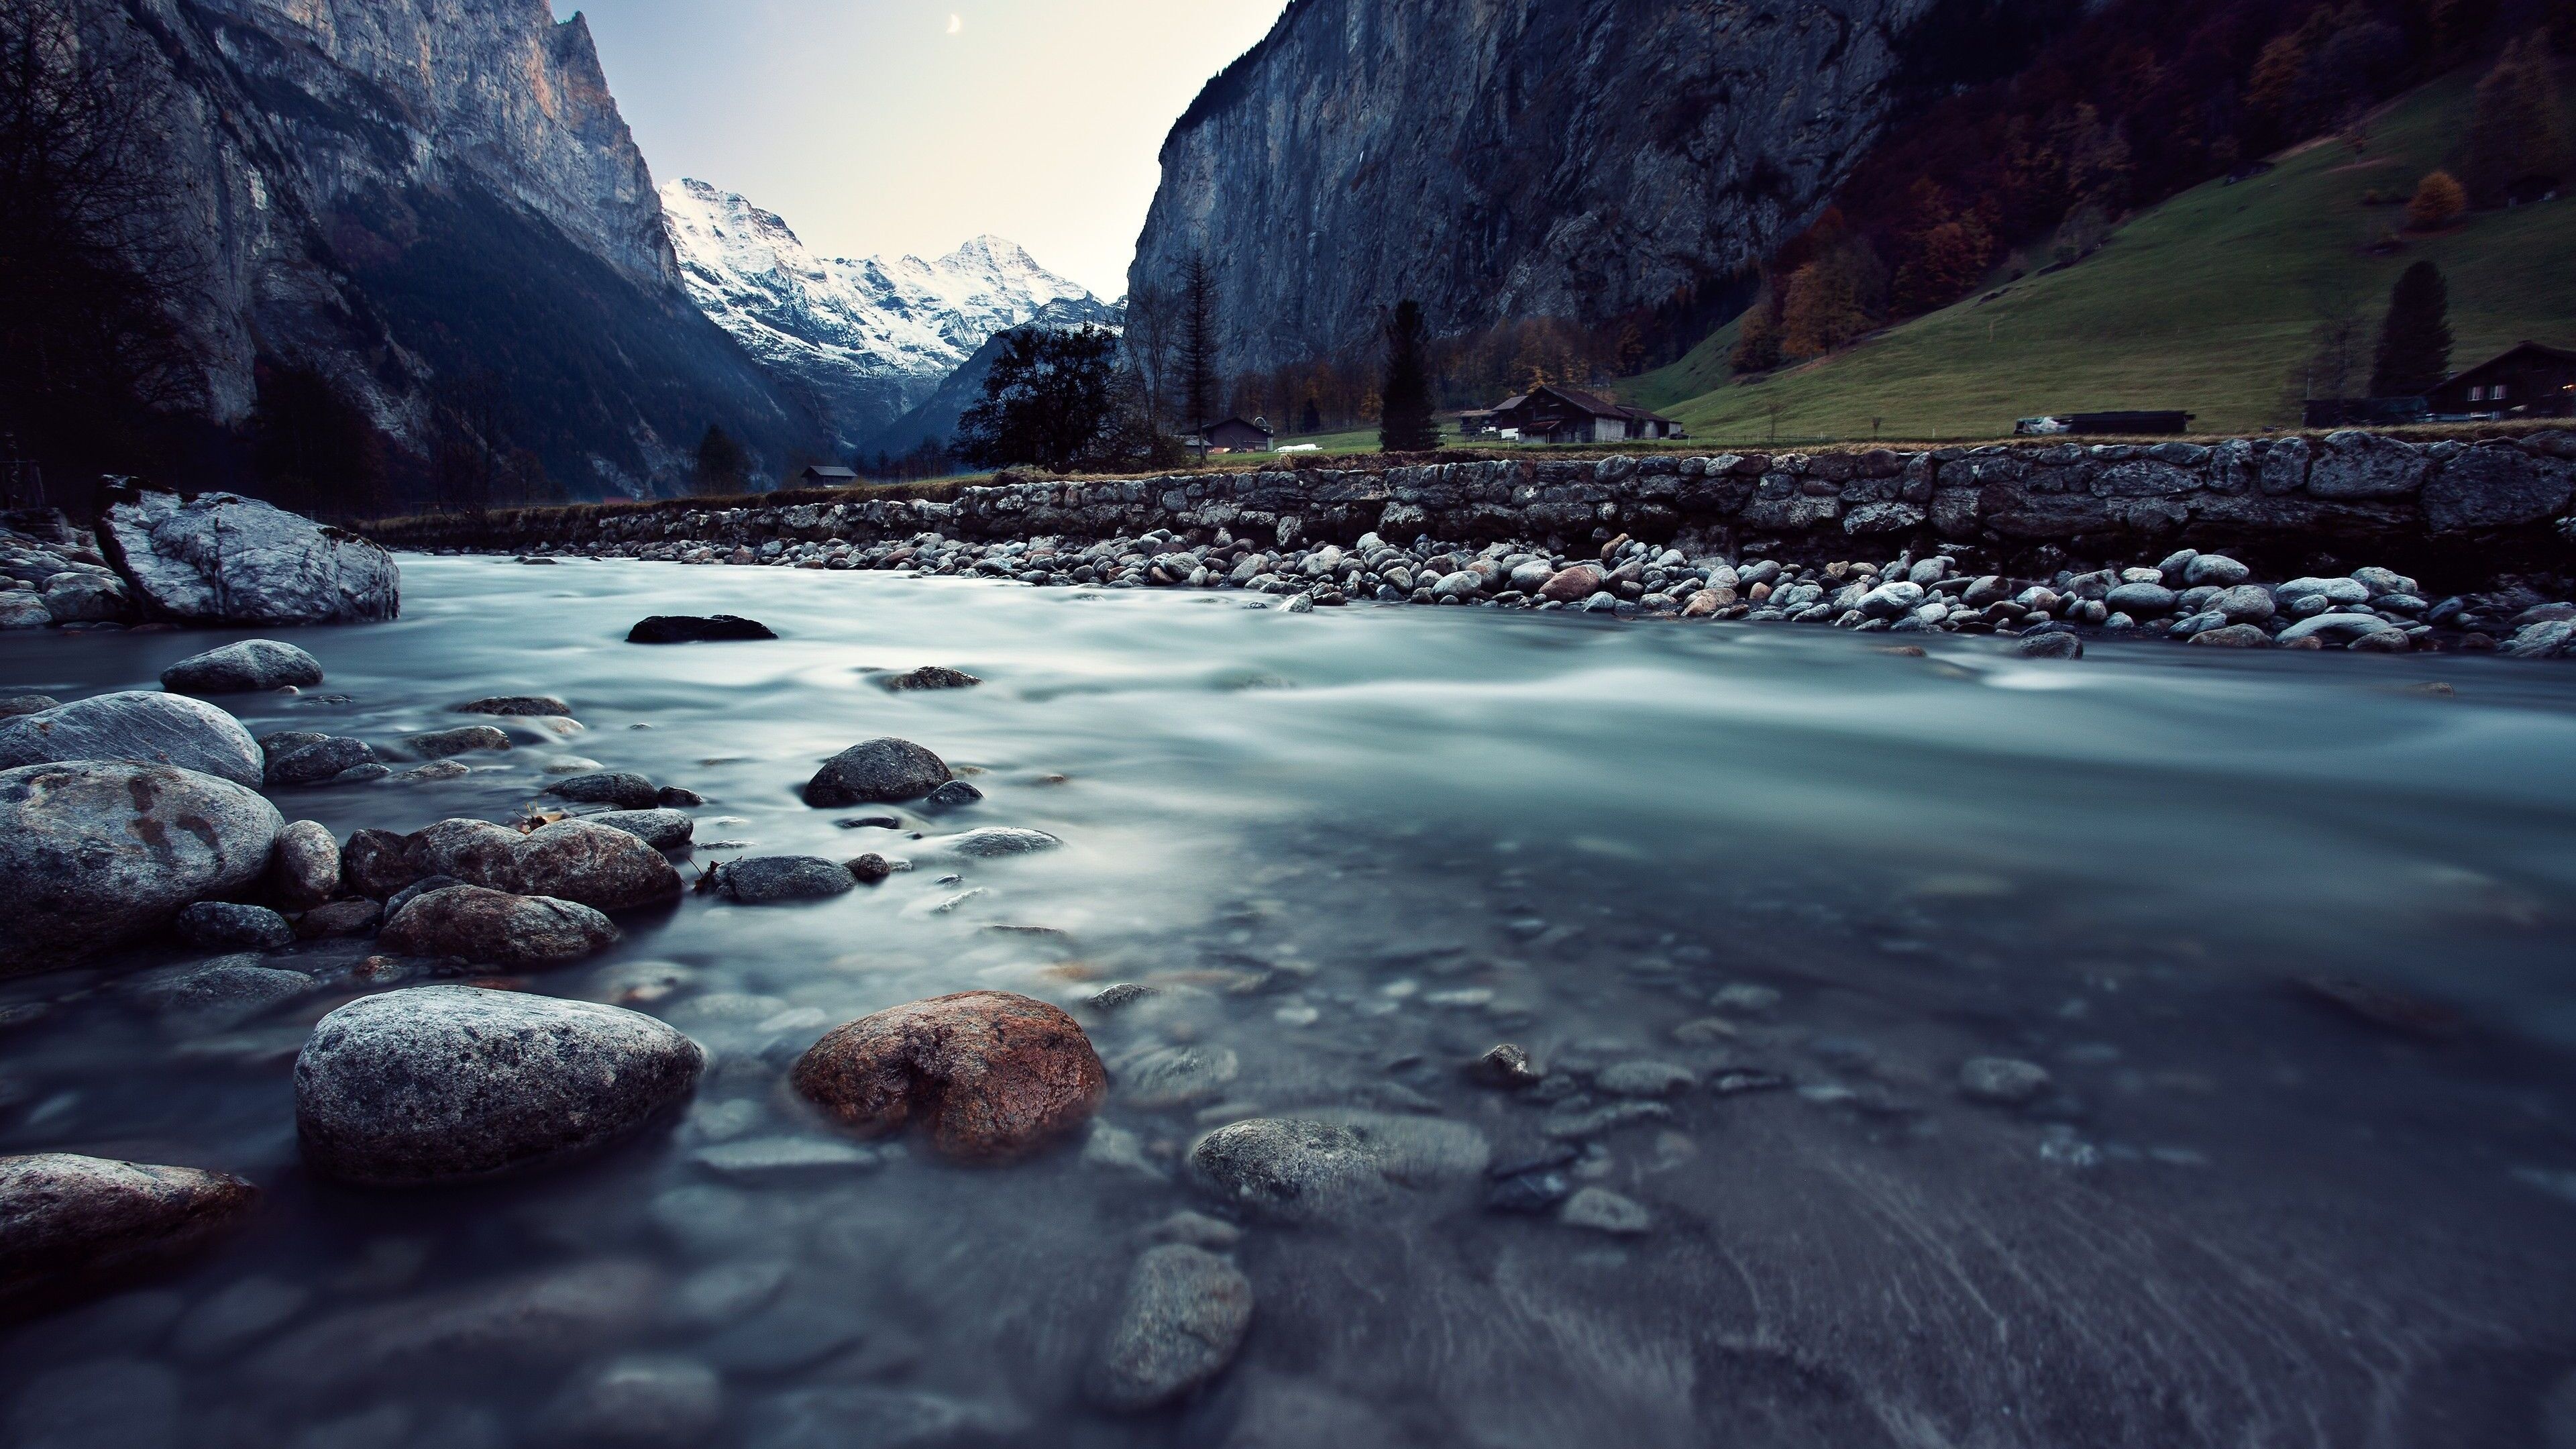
left=4, top=557, right=2575, bottom=1448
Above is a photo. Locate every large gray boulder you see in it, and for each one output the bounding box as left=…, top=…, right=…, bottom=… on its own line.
left=0, top=1154, right=258, bottom=1313
left=803, top=737, right=952, bottom=806
left=100, top=490, right=398, bottom=625
left=0, top=761, right=283, bottom=973
left=515, top=819, right=682, bottom=911
left=0, top=691, right=263, bottom=787
left=294, top=985, right=704, bottom=1184
left=159, top=639, right=324, bottom=694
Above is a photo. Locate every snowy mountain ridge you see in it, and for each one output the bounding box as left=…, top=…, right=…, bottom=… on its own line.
left=661, top=179, right=1104, bottom=449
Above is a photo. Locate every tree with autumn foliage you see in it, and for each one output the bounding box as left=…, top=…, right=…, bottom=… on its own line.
left=1730, top=282, right=1784, bottom=374
left=2404, top=170, right=2467, bottom=229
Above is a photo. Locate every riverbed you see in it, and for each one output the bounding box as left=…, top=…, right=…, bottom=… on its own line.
left=5, top=555, right=2575, bottom=1447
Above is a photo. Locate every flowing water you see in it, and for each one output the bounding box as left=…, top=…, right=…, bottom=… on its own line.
left=5, top=555, right=2576, bottom=1447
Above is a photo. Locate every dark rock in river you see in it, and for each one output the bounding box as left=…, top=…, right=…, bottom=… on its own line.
left=1086, top=1244, right=1254, bottom=1411
left=254, top=1260, right=665, bottom=1390
left=341, top=828, right=422, bottom=899
left=123, top=958, right=317, bottom=1024
left=716, top=857, right=856, bottom=904
left=791, top=991, right=1108, bottom=1160
left=922, top=779, right=984, bottom=810
left=101, top=490, right=399, bottom=624
left=880, top=665, right=981, bottom=690
left=0, top=1153, right=258, bottom=1314
left=455, top=695, right=572, bottom=717
left=803, top=737, right=952, bottom=806
left=0, top=761, right=283, bottom=974
left=547, top=770, right=662, bottom=810
left=1189, top=1113, right=1489, bottom=1224
left=586, top=808, right=695, bottom=850
left=942, top=826, right=1059, bottom=857
left=515, top=819, right=682, bottom=910
left=2015, top=631, right=2084, bottom=660
left=267, top=820, right=341, bottom=910
left=0, top=695, right=60, bottom=718
left=407, top=725, right=511, bottom=759
left=173, top=901, right=295, bottom=952
left=295, top=985, right=703, bottom=1184
left=846, top=853, right=892, bottom=883
left=0, top=691, right=264, bottom=788
left=627, top=614, right=777, bottom=643
left=378, top=885, right=619, bottom=967
left=294, top=898, right=382, bottom=938
left=263, top=734, right=382, bottom=788
left=403, top=818, right=526, bottom=892
left=159, top=639, right=325, bottom=694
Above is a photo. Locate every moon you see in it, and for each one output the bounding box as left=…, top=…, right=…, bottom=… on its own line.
left=947, top=13, right=961, bottom=34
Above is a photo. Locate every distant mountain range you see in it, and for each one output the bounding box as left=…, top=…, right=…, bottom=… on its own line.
left=661, top=181, right=1114, bottom=455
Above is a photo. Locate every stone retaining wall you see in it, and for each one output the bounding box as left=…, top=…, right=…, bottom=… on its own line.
left=374, top=431, right=2576, bottom=586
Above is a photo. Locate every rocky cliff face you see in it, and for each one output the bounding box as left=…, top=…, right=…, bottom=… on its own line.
left=1130, top=0, right=1936, bottom=373
left=662, top=180, right=1103, bottom=453
left=83, top=0, right=821, bottom=496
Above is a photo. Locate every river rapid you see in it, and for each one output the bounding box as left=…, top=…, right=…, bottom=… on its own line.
left=5, top=554, right=2576, bottom=1448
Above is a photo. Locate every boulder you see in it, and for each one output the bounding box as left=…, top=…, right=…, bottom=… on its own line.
left=295, top=986, right=702, bottom=1184
left=2275, top=613, right=2397, bottom=645
left=1188, top=1113, right=1490, bottom=1224
left=923, top=780, right=984, bottom=810
left=546, top=771, right=661, bottom=810
left=404, top=818, right=525, bottom=892
left=0, top=592, right=49, bottom=629
left=586, top=808, right=694, bottom=851
left=267, top=820, right=341, bottom=910
left=2210, top=584, right=2276, bottom=623
left=1537, top=565, right=1604, bottom=603
left=378, top=885, right=619, bottom=967
left=0, top=694, right=59, bottom=718
left=99, top=489, right=398, bottom=624
left=0, top=691, right=262, bottom=787
left=626, top=615, right=777, bottom=643
left=2013, top=631, right=2083, bottom=659
left=803, top=737, right=953, bottom=807
left=40, top=572, right=129, bottom=623
left=159, top=640, right=323, bottom=694
left=173, top=901, right=294, bottom=951
left=879, top=666, right=982, bottom=690
left=123, top=958, right=316, bottom=1023
left=1086, top=1245, right=1254, bottom=1412
left=456, top=696, right=572, bottom=717
left=941, top=827, right=1062, bottom=857
left=515, top=820, right=682, bottom=911
left=407, top=726, right=511, bottom=759
left=294, top=898, right=381, bottom=938
left=0, top=1155, right=258, bottom=1313
left=715, top=857, right=856, bottom=904
left=791, top=991, right=1108, bottom=1160
left=2184, top=554, right=2252, bottom=587
left=2103, top=582, right=2178, bottom=617
left=2188, top=624, right=2274, bottom=648
left=0, top=761, right=282, bottom=973
left=263, top=735, right=380, bottom=788
left=341, top=828, right=421, bottom=899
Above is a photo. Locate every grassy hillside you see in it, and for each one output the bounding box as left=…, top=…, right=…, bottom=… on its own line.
left=1621, top=62, right=2576, bottom=445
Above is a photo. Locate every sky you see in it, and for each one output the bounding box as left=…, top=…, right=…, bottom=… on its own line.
left=554, top=1, right=1287, bottom=299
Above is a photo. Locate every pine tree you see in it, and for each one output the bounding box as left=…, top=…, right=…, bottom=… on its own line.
left=2369, top=261, right=2453, bottom=396
left=1377, top=300, right=1440, bottom=454
left=1177, top=255, right=1222, bottom=435
left=692, top=424, right=748, bottom=496
left=1299, top=396, right=1322, bottom=434
left=1731, top=284, right=1783, bottom=374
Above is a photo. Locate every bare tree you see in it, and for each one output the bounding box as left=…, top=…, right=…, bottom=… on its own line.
left=0, top=0, right=201, bottom=491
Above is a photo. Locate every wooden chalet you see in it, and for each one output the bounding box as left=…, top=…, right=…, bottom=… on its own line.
left=1484, top=384, right=1682, bottom=444
left=2426, top=342, right=2576, bottom=419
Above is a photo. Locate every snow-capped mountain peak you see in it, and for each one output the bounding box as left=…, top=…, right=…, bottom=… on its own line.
left=661, top=179, right=1103, bottom=449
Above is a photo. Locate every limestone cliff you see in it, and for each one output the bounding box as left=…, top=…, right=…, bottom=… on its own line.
left=80, top=0, right=822, bottom=495
left=1129, top=0, right=1939, bottom=372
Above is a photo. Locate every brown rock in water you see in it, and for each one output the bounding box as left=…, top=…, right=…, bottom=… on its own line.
left=1538, top=564, right=1604, bottom=603
left=341, top=828, right=421, bottom=900
left=515, top=820, right=681, bottom=911
left=0, top=1153, right=258, bottom=1314
left=792, top=991, right=1107, bottom=1160
left=268, top=819, right=341, bottom=910
left=379, top=885, right=619, bottom=968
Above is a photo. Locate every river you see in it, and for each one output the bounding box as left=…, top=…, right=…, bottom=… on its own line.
left=5, top=555, right=2575, bottom=1447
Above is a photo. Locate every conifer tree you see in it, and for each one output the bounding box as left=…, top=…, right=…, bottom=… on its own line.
left=2369, top=261, right=2453, bottom=396
left=1377, top=300, right=1440, bottom=454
